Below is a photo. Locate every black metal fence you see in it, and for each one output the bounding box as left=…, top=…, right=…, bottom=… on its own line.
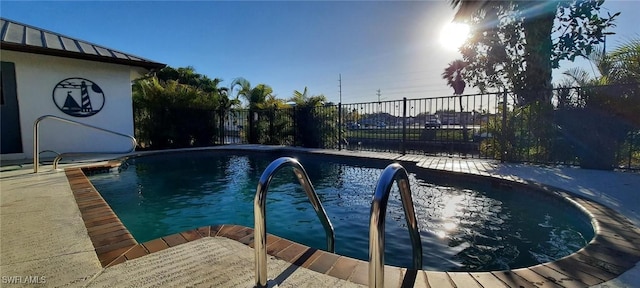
left=134, top=84, right=640, bottom=170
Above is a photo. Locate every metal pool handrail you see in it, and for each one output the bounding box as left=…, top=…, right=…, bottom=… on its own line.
left=33, top=115, right=137, bottom=173
left=369, top=163, right=423, bottom=288
left=254, top=157, right=335, bottom=288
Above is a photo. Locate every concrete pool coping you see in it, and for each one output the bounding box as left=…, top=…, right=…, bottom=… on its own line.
left=1, top=145, right=639, bottom=287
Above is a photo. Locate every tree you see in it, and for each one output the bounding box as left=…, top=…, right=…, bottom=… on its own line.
left=133, top=77, right=221, bottom=148
left=562, top=39, right=640, bottom=125
left=290, top=87, right=327, bottom=107
left=261, top=92, right=289, bottom=145
left=155, top=65, right=237, bottom=110
left=448, top=0, right=619, bottom=104
left=447, top=0, right=619, bottom=164
left=289, top=87, right=338, bottom=148
left=157, top=66, right=226, bottom=94
left=133, top=66, right=238, bottom=149
left=229, top=78, right=276, bottom=144
left=442, top=59, right=469, bottom=142
left=608, top=39, right=640, bottom=84
left=229, top=77, right=274, bottom=109
left=558, top=39, right=640, bottom=169
left=442, top=59, right=467, bottom=95
left=564, top=39, right=640, bottom=87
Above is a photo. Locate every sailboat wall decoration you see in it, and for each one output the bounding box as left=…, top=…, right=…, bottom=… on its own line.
left=52, top=78, right=105, bottom=117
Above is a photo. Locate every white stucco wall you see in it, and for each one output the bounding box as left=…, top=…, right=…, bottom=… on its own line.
left=1, top=50, right=142, bottom=160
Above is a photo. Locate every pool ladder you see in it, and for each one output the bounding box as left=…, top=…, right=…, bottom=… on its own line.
left=254, top=157, right=335, bottom=288
left=254, top=158, right=422, bottom=288
left=369, top=163, right=422, bottom=287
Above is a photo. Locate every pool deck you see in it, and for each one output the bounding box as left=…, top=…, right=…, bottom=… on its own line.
left=1, top=145, right=639, bottom=287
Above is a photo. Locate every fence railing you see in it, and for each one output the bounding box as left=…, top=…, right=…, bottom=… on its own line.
left=339, top=93, right=503, bottom=157
left=133, top=84, right=640, bottom=170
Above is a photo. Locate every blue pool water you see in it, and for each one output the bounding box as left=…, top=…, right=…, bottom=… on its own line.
left=88, top=151, right=594, bottom=272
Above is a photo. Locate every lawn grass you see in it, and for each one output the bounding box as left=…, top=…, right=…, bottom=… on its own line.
left=345, top=128, right=473, bottom=141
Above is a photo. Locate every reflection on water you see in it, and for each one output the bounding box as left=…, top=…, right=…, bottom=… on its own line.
left=89, top=151, right=594, bottom=272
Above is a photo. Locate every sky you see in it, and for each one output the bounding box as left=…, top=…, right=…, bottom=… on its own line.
left=2, top=1, right=639, bottom=105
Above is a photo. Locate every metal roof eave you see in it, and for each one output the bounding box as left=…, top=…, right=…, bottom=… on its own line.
left=1, top=42, right=166, bottom=72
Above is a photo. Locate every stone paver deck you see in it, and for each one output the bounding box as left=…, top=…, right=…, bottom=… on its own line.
left=1, top=145, right=639, bottom=287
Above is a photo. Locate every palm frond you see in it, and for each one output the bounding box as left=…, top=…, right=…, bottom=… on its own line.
left=609, top=38, right=640, bottom=83
left=442, top=59, right=467, bottom=87
left=450, top=0, right=489, bottom=22
left=562, top=67, right=593, bottom=86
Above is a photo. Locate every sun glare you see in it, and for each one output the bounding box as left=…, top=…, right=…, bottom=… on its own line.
left=440, top=22, right=470, bottom=50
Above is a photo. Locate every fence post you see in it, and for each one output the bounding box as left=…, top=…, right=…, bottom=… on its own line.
left=402, top=98, right=407, bottom=155
left=629, top=132, right=635, bottom=169
left=501, top=91, right=508, bottom=162
left=293, top=106, right=297, bottom=146
left=338, top=103, right=342, bottom=151
left=219, top=109, right=225, bottom=144
left=248, top=109, right=256, bottom=144
left=270, top=104, right=276, bottom=144
left=247, top=109, right=251, bottom=144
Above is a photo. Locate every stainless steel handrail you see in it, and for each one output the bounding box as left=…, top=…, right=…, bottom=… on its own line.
left=52, top=152, right=125, bottom=170
left=33, top=115, right=137, bottom=173
left=254, top=157, right=335, bottom=288
left=369, top=163, right=422, bottom=288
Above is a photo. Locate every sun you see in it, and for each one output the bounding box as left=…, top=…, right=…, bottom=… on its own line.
left=440, top=22, right=470, bottom=50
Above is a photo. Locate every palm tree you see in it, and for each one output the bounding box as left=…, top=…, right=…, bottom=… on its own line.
left=229, top=77, right=274, bottom=109
left=563, top=39, right=640, bottom=86
left=442, top=60, right=469, bottom=142
left=559, top=39, right=640, bottom=169
left=157, top=66, right=225, bottom=93
left=133, top=77, right=221, bottom=148
left=562, top=38, right=640, bottom=127
left=290, top=87, right=308, bottom=105
left=290, top=87, right=326, bottom=107
left=449, top=0, right=485, bottom=22
left=442, top=60, right=467, bottom=95
left=229, top=78, right=276, bottom=143
left=563, top=49, right=612, bottom=87
left=607, top=39, right=640, bottom=84
left=288, top=87, right=337, bottom=148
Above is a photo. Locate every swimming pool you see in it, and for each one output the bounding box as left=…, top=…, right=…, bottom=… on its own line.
left=88, top=150, right=594, bottom=272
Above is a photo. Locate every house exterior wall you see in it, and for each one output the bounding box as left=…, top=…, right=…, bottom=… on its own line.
left=1, top=50, right=138, bottom=160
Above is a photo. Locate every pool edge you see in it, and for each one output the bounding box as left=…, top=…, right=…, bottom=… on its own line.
left=65, top=150, right=640, bottom=288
